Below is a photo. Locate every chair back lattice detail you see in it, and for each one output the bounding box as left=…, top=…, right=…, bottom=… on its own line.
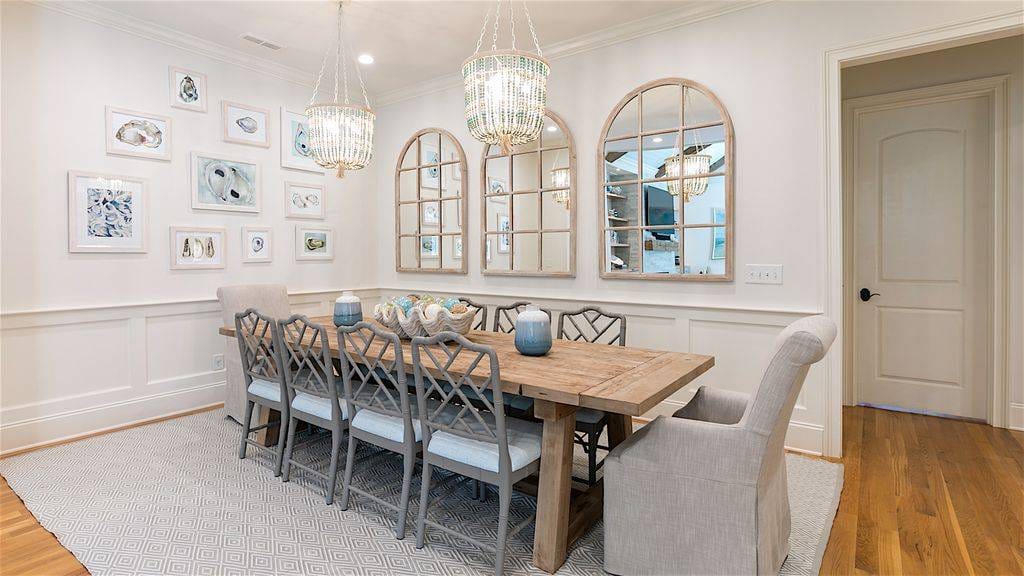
left=235, top=308, right=283, bottom=383
left=557, top=306, right=627, bottom=346
left=338, top=321, right=410, bottom=422
left=412, top=333, right=510, bottom=456
left=279, top=315, right=338, bottom=404
left=492, top=301, right=552, bottom=333
left=458, top=297, right=488, bottom=331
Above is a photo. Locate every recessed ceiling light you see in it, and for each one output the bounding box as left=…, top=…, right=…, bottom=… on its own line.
left=652, top=137, right=663, bottom=143
left=546, top=125, right=558, bottom=132
left=358, top=54, right=374, bottom=65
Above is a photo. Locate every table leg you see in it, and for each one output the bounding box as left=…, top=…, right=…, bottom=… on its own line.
left=606, top=413, right=633, bottom=448
left=255, top=406, right=280, bottom=447
left=532, top=399, right=576, bottom=574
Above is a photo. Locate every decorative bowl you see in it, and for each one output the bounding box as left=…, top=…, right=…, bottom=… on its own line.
left=373, top=295, right=476, bottom=339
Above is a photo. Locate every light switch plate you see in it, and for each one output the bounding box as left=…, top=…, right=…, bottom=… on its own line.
left=745, top=264, right=783, bottom=285
left=212, top=353, right=225, bottom=371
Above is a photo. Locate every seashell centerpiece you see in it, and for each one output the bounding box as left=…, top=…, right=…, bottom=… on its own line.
left=373, top=294, right=476, bottom=339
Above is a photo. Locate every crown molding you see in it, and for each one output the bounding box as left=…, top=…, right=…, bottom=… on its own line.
left=29, top=0, right=316, bottom=87
left=374, top=0, right=770, bottom=107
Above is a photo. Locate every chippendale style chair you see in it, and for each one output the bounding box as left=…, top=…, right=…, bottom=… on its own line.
left=458, top=297, right=488, bottom=331
left=557, top=306, right=627, bottom=485
left=603, top=315, right=837, bottom=575
left=491, top=301, right=552, bottom=333
left=234, top=308, right=289, bottom=477
left=279, top=315, right=349, bottom=505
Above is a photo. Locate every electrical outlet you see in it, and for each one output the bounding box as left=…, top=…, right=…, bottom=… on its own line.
left=212, top=353, right=224, bottom=371
left=745, top=264, right=783, bottom=285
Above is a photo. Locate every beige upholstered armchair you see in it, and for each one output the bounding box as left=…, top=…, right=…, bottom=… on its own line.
left=604, top=315, right=837, bottom=575
left=216, top=285, right=291, bottom=423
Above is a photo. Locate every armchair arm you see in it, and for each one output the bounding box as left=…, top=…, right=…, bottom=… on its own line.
left=672, top=385, right=749, bottom=425
left=607, top=416, right=762, bottom=485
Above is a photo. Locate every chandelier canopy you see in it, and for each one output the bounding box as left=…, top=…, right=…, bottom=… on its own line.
left=306, top=2, right=374, bottom=178
left=463, top=1, right=549, bottom=155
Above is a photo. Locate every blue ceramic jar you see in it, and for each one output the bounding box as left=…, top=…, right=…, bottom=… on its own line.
left=514, top=305, right=552, bottom=356
left=333, top=291, right=363, bottom=327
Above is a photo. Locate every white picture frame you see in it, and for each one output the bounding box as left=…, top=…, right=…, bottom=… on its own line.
left=222, top=101, right=270, bottom=148
left=169, top=226, right=225, bottom=270
left=295, top=225, right=334, bottom=261
left=241, top=226, right=273, bottom=263
left=67, top=170, right=147, bottom=253
left=190, top=151, right=261, bottom=213
left=169, top=66, right=207, bottom=112
left=280, top=108, right=322, bottom=173
left=106, top=106, right=172, bottom=161
left=420, top=235, right=439, bottom=259
left=497, top=214, right=510, bottom=253
left=284, top=181, right=326, bottom=220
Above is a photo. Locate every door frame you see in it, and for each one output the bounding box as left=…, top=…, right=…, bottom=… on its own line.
left=821, top=10, right=1021, bottom=457
left=842, top=76, right=1008, bottom=419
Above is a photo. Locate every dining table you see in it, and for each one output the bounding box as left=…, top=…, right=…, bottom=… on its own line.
left=219, top=315, right=714, bottom=573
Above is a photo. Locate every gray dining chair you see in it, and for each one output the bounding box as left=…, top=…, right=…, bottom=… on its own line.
left=217, top=284, right=291, bottom=423
left=234, top=308, right=289, bottom=477
left=557, top=306, right=627, bottom=485
left=412, top=332, right=542, bottom=576
left=603, top=315, right=837, bottom=575
left=491, top=301, right=552, bottom=333
left=458, top=297, right=488, bottom=331
left=337, top=321, right=419, bottom=539
left=279, top=315, right=349, bottom=505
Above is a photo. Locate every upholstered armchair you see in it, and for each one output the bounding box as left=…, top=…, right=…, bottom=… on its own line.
left=603, top=315, right=837, bottom=575
left=216, top=285, right=291, bottom=423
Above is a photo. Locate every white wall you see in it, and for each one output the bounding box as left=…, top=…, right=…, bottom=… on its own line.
left=0, top=2, right=376, bottom=452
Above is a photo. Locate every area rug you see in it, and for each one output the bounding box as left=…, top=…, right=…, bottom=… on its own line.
left=0, top=409, right=842, bottom=575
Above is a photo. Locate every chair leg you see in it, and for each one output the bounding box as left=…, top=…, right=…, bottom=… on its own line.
left=325, top=427, right=343, bottom=505
left=281, top=416, right=298, bottom=482
left=587, top=428, right=600, bottom=486
left=494, top=480, right=512, bottom=576
left=339, top=433, right=357, bottom=511
left=415, top=462, right=433, bottom=549
left=396, top=447, right=415, bottom=539
left=273, top=411, right=287, bottom=477
left=238, top=400, right=255, bottom=459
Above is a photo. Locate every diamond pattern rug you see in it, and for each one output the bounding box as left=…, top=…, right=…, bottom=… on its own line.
left=0, top=409, right=841, bottom=575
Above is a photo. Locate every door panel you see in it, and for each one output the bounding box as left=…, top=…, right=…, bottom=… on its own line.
left=854, top=93, right=990, bottom=419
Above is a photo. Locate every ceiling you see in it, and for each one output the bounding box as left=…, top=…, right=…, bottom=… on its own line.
left=92, top=1, right=695, bottom=96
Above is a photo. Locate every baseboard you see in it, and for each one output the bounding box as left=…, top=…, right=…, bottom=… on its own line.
left=1010, top=402, right=1024, bottom=431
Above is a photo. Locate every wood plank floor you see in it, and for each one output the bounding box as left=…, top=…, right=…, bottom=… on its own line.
left=1, top=405, right=1021, bottom=576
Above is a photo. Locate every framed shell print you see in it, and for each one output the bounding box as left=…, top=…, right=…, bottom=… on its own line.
left=295, top=225, right=334, bottom=261
left=106, top=106, right=172, bottom=161
left=190, top=151, right=260, bottom=213
left=284, top=181, right=326, bottom=219
left=280, top=108, right=322, bottom=173
left=169, top=66, right=207, bottom=112
left=170, top=226, right=225, bottom=270
left=222, top=101, right=270, bottom=147
left=241, top=226, right=273, bottom=263
left=67, top=170, right=147, bottom=253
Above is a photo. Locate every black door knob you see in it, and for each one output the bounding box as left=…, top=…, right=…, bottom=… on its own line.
left=859, top=288, right=880, bottom=302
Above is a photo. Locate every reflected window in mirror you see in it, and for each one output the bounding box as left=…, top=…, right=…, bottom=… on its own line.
left=481, top=110, right=575, bottom=276
left=599, top=78, right=733, bottom=280
left=395, top=128, right=468, bottom=274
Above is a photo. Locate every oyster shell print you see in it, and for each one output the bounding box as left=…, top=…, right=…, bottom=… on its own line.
left=178, top=75, right=199, bottom=103
left=115, top=120, right=162, bottom=148
left=290, top=192, right=320, bottom=209
left=251, top=236, right=265, bottom=253
left=235, top=116, right=258, bottom=134
left=86, top=187, right=133, bottom=238
left=293, top=122, right=311, bottom=157
left=203, top=161, right=255, bottom=205
left=304, top=233, right=327, bottom=252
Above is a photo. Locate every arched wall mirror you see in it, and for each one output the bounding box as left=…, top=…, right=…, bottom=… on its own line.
left=481, top=110, right=576, bottom=277
left=598, top=78, right=733, bottom=280
left=395, top=128, right=468, bottom=274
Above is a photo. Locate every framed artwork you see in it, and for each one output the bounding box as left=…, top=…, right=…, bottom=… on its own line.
left=170, top=226, right=225, bottom=270
left=421, top=203, right=440, bottom=226
left=241, top=226, right=272, bottom=263
left=497, top=214, right=510, bottom=253
left=420, top=235, right=439, bottom=259
left=222, top=101, right=270, bottom=147
left=454, top=236, right=463, bottom=259
left=449, top=152, right=461, bottom=182
left=711, top=207, right=726, bottom=260
left=285, top=181, right=325, bottom=219
left=169, top=66, right=206, bottom=112
left=106, top=106, right=172, bottom=161
left=486, top=239, right=492, bottom=262
left=190, top=151, right=260, bottom=213
left=280, top=108, right=321, bottom=172
left=67, top=170, right=147, bottom=253
left=295, top=225, right=334, bottom=261
left=488, top=177, right=508, bottom=196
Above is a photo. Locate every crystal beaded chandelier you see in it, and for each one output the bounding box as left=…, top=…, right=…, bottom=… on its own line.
left=463, top=0, right=550, bottom=155
left=306, top=2, right=374, bottom=178
left=666, top=153, right=711, bottom=201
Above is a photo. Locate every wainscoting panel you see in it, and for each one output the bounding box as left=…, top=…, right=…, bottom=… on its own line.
left=145, top=311, right=225, bottom=386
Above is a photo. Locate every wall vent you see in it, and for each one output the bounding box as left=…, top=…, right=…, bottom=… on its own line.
left=241, top=34, right=284, bottom=51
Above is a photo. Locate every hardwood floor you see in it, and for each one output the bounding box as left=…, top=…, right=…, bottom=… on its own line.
left=1, top=405, right=1021, bottom=576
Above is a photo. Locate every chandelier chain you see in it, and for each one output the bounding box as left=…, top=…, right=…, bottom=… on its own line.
left=508, top=0, right=516, bottom=50
left=490, top=0, right=502, bottom=51
left=338, top=3, right=348, bottom=104
left=522, top=0, right=543, bottom=56
left=344, top=13, right=371, bottom=107
left=309, top=37, right=330, bottom=106
left=472, top=4, right=493, bottom=54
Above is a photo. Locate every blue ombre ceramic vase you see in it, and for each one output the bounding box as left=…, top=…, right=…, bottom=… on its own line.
left=514, top=305, right=552, bottom=356
left=333, top=291, right=363, bottom=327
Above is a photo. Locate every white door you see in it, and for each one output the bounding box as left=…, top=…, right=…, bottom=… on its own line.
left=851, top=88, right=991, bottom=420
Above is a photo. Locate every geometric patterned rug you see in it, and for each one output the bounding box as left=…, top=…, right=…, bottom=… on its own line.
left=0, top=409, right=842, bottom=575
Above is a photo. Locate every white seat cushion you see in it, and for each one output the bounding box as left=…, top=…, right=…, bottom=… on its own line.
left=247, top=378, right=281, bottom=403
left=352, top=410, right=421, bottom=443
left=291, top=391, right=349, bottom=421
left=427, top=417, right=542, bottom=473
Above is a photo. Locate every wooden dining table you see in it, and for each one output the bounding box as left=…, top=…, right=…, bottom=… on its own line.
left=219, top=315, right=714, bottom=573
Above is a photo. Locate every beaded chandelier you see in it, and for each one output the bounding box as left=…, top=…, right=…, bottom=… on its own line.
left=306, top=2, right=374, bottom=178
left=463, top=0, right=549, bottom=155
left=666, top=153, right=711, bottom=201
